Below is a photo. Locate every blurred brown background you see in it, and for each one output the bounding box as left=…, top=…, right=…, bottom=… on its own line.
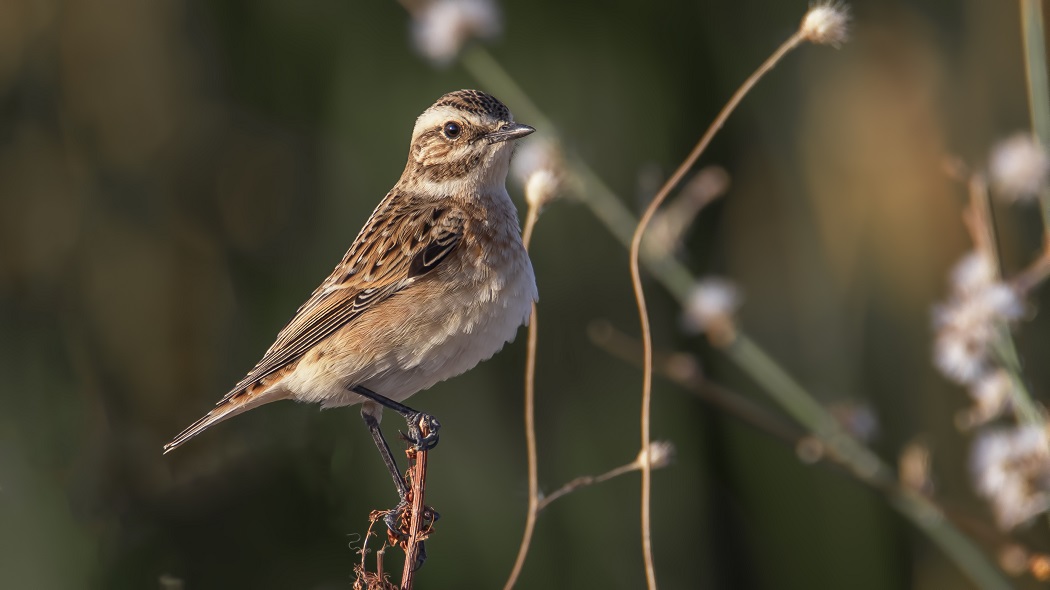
left=1, top=0, right=1048, bottom=588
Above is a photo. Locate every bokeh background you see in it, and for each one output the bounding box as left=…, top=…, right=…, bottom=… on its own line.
left=2, top=0, right=1049, bottom=588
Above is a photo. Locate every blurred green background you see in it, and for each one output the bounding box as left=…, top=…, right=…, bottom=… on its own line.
left=2, top=0, right=1049, bottom=588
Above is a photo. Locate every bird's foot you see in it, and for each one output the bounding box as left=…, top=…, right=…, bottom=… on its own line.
left=400, top=412, right=440, bottom=451
left=382, top=498, right=440, bottom=570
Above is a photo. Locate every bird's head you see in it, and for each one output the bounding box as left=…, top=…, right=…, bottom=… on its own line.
left=403, top=89, right=534, bottom=191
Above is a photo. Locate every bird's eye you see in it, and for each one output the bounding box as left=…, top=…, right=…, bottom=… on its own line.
left=443, top=121, right=462, bottom=139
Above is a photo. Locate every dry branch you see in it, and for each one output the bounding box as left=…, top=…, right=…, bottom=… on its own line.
left=400, top=417, right=434, bottom=590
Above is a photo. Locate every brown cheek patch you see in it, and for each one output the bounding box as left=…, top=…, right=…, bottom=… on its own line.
left=422, top=151, right=482, bottom=182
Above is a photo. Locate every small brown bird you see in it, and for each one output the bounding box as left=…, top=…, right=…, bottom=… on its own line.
left=165, top=89, right=537, bottom=503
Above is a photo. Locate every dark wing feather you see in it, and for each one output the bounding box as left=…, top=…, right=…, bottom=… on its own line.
left=223, top=194, right=464, bottom=399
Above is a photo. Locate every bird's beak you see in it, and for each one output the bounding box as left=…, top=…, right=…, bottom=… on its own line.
left=485, top=122, right=535, bottom=144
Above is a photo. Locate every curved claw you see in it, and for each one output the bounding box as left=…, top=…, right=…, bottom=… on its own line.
left=383, top=500, right=410, bottom=543
left=380, top=502, right=431, bottom=571
left=401, top=412, right=441, bottom=451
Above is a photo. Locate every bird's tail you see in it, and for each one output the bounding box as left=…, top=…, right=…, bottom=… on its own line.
left=163, top=386, right=285, bottom=454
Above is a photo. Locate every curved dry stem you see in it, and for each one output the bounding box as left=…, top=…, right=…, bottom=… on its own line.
left=502, top=207, right=541, bottom=590
left=628, top=32, right=805, bottom=590
left=536, top=459, right=644, bottom=511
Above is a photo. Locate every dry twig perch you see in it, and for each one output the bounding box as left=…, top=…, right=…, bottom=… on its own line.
left=399, top=416, right=435, bottom=590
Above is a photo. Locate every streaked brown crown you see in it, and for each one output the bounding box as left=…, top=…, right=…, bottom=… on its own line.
left=432, top=89, right=511, bottom=122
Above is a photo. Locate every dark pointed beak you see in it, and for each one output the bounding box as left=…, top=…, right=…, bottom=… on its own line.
left=485, top=122, right=535, bottom=144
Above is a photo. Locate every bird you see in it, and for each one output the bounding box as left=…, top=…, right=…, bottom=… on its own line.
left=164, top=89, right=537, bottom=506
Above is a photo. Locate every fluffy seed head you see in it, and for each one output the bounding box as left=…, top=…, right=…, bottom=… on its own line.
left=637, top=440, right=676, bottom=469
left=989, top=133, right=1050, bottom=202
left=511, top=137, right=562, bottom=184
left=513, top=137, right=564, bottom=211
left=800, top=2, right=851, bottom=47
left=412, top=0, right=501, bottom=66
left=524, top=169, right=560, bottom=211
left=933, top=329, right=988, bottom=385
left=682, top=277, right=742, bottom=346
left=958, top=370, right=1013, bottom=428
left=950, top=251, right=996, bottom=295
left=937, top=284, right=1025, bottom=331
left=932, top=282, right=1023, bottom=385
left=971, top=424, right=1050, bottom=529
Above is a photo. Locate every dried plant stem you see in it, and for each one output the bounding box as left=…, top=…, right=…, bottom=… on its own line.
left=503, top=206, right=541, bottom=590
left=400, top=420, right=430, bottom=590
left=629, top=31, right=806, bottom=590
left=537, top=460, right=642, bottom=511
left=462, top=33, right=1011, bottom=590
left=1020, top=0, right=1050, bottom=237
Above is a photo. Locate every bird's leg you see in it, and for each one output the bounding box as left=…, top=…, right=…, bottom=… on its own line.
left=360, top=405, right=413, bottom=540
left=361, top=406, right=409, bottom=499
left=356, top=390, right=441, bottom=557
left=351, top=385, right=441, bottom=451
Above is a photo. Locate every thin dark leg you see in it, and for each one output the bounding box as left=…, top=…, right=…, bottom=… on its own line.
left=351, top=385, right=441, bottom=450
left=361, top=409, right=408, bottom=499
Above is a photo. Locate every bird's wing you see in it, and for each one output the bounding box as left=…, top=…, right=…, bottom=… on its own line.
left=227, top=193, right=465, bottom=399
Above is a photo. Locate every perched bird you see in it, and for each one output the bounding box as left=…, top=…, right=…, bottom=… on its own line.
left=164, top=89, right=537, bottom=504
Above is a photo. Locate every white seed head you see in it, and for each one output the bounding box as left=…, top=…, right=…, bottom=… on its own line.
left=933, top=329, right=988, bottom=385
left=971, top=424, right=1050, bottom=529
left=511, top=137, right=562, bottom=185
left=524, top=169, right=560, bottom=211
left=977, top=283, right=1025, bottom=322
left=950, top=251, right=996, bottom=295
left=800, top=2, right=851, bottom=48
left=964, top=370, right=1014, bottom=426
left=412, top=0, right=501, bottom=66
left=989, top=133, right=1050, bottom=202
left=932, top=282, right=1024, bottom=385
left=682, top=277, right=742, bottom=335
left=637, top=440, right=676, bottom=469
